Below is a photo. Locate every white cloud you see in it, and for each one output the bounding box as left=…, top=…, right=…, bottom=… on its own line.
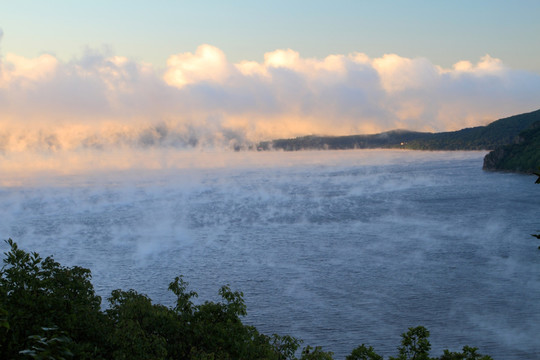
left=372, top=54, right=440, bottom=93
left=1, top=53, right=58, bottom=86
left=451, top=55, right=504, bottom=75
left=1, top=44, right=539, bottom=156
left=164, top=44, right=232, bottom=87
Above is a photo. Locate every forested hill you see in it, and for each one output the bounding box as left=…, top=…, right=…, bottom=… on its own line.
left=406, top=108, right=540, bottom=150
left=258, top=108, right=540, bottom=151
left=483, top=120, right=540, bottom=173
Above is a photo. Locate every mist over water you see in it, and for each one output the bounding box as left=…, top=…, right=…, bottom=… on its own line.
left=0, top=150, right=539, bottom=358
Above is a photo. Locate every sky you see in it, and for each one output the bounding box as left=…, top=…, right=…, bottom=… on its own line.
left=1, top=0, right=540, bottom=157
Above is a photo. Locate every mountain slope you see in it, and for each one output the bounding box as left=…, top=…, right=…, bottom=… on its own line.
left=407, top=108, right=540, bottom=150
left=483, top=120, right=540, bottom=173
left=259, top=108, right=540, bottom=151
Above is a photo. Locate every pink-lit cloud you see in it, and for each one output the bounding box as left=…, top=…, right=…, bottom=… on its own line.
left=1, top=42, right=540, bottom=155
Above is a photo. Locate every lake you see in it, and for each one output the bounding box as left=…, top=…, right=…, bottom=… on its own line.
left=1, top=149, right=539, bottom=358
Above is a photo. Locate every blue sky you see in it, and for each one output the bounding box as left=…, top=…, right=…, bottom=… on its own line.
left=0, top=0, right=540, bottom=158
left=2, top=0, right=540, bottom=72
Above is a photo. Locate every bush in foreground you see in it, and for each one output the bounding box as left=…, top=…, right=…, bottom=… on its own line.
left=0, top=239, right=491, bottom=359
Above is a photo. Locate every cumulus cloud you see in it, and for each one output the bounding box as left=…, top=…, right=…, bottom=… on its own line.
left=451, top=55, right=504, bottom=74
left=164, top=44, right=232, bottom=87
left=373, top=54, right=440, bottom=93
left=0, top=43, right=539, bottom=157
left=1, top=53, right=59, bottom=84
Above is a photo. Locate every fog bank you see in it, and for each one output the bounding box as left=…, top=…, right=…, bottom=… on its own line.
left=1, top=39, right=540, bottom=154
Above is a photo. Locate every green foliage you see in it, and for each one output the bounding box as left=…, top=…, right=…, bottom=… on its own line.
left=0, top=239, right=107, bottom=359
left=1, top=240, right=494, bottom=360
left=389, top=326, right=432, bottom=360
left=187, top=284, right=288, bottom=359
left=169, top=275, right=198, bottom=316
left=346, top=344, right=383, bottom=360
left=0, top=305, right=9, bottom=330
left=483, top=121, right=540, bottom=173
left=271, top=334, right=302, bottom=359
left=300, top=345, right=334, bottom=359
left=106, top=289, right=171, bottom=360
left=439, top=346, right=493, bottom=360
left=532, top=170, right=540, bottom=247
left=19, top=327, right=73, bottom=360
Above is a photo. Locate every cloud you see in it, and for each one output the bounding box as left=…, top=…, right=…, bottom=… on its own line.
left=372, top=54, right=440, bottom=93
left=164, top=44, right=232, bottom=87
left=451, top=55, right=503, bottom=74
left=1, top=53, right=59, bottom=84
left=1, top=44, right=540, bottom=158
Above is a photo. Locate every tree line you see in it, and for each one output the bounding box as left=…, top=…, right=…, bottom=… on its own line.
left=259, top=109, right=540, bottom=154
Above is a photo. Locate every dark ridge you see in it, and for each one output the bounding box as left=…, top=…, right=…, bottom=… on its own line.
left=258, top=108, right=540, bottom=152
left=483, top=119, right=540, bottom=173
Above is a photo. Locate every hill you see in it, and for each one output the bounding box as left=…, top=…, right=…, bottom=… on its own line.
left=483, top=120, right=540, bottom=173
left=258, top=129, right=431, bottom=151
left=407, top=108, right=540, bottom=150
left=258, top=108, right=540, bottom=151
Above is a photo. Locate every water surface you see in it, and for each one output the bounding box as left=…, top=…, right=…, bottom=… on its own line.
left=1, top=150, right=538, bottom=358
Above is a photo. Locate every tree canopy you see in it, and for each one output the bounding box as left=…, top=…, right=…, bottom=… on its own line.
left=0, top=240, right=492, bottom=359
